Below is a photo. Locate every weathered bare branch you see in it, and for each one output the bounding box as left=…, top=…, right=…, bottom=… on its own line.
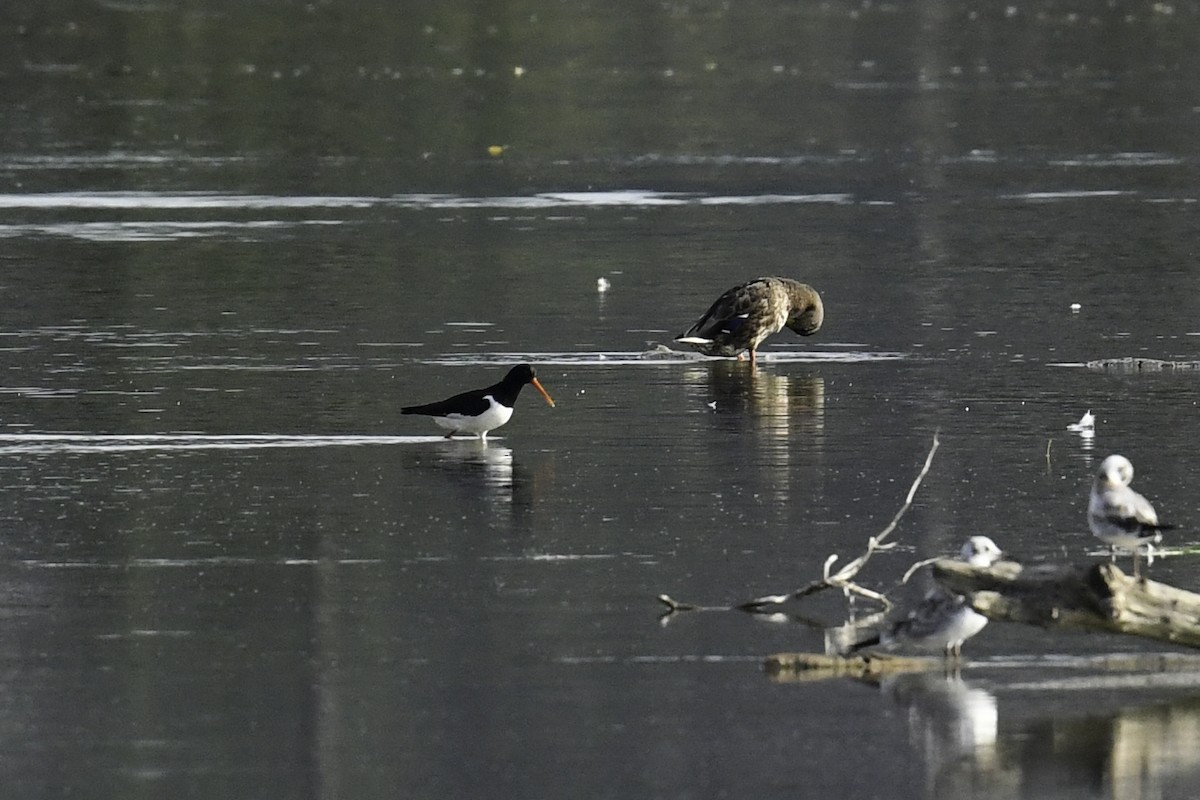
left=738, top=432, right=941, bottom=611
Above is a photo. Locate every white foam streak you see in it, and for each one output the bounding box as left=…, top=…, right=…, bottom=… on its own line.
left=0, top=190, right=854, bottom=211
left=0, top=433, right=442, bottom=454
left=421, top=349, right=907, bottom=366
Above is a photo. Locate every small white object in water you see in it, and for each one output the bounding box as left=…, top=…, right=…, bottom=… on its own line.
left=1070, top=303, right=1082, bottom=312
left=1067, top=410, right=1095, bottom=431
left=597, top=277, right=611, bottom=293
left=706, top=401, right=717, bottom=410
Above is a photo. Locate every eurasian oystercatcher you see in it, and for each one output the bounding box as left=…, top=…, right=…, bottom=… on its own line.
left=402, top=364, right=555, bottom=442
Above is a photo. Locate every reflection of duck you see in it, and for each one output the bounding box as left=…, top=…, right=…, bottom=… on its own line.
left=401, top=364, right=555, bottom=442
left=675, top=277, right=824, bottom=365
left=700, top=362, right=825, bottom=437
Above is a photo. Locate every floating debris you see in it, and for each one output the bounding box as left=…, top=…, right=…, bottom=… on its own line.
left=1086, top=358, right=1200, bottom=372
left=1067, top=410, right=1095, bottom=432
left=597, top=277, right=610, bottom=293
left=765, top=651, right=943, bottom=681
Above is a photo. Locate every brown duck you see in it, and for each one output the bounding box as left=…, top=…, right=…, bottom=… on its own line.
left=675, top=277, right=824, bottom=365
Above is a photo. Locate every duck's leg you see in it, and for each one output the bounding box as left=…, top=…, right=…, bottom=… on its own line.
left=749, top=348, right=757, bottom=366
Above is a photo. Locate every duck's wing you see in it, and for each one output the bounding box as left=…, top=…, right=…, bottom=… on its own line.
left=676, top=278, right=774, bottom=343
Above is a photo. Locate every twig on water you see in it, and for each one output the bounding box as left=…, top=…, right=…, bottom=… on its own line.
left=656, top=594, right=697, bottom=612
left=737, top=431, right=939, bottom=612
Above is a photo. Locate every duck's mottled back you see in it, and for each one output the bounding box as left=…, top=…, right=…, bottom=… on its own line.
left=675, top=277, right=823, bottom=363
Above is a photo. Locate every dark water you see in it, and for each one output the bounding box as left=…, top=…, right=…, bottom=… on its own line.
left=3, top=1, right=1200, bottom=797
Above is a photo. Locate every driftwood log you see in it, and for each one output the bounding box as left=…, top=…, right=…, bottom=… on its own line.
left=764, top=652, right=944, bottom=681
left=933, top=558, right=1200, bottom=649
left=765, top=649, right=1200, bottom=682
left=1085, top=357, right=1200, bottom=372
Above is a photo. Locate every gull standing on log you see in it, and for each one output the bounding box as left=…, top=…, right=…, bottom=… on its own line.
left=852, top=536, right=1005, bottom=660
left=1088, top=454, right=1174, bottom=577
left=674, top=277, right=823, bottom=365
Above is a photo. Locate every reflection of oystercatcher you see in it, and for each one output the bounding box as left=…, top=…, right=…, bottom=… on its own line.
left=1089, top=454, right=1174, bottom=577
left=675, top=277, right=823, bottom=365
left=402, top=364, right=555, bottom=442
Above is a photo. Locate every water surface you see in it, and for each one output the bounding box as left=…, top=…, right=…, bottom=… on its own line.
left=3, top=1, right=1200, bottom=798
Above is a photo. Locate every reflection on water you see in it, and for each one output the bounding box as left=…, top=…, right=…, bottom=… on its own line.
left=0, top=219, right=343, bottom=243
left=420, top=349, right=906, bottom=366
left=434, top=441, right=516, bottom=504
left=882, top=672, right=1009, bottom=797
left=0, top=189, right=856, bottom=211
left=1107, top=699, right=1200, bottom=799
left=875, top=671, right=1200, bottom=799
left=691, top=362, right=826, bottom=444
left=0, top=433, right=438, bottom=454
left=1005, top=695, right=1200, bottom=800
left=7, top=0, right=1200, bottom=796
left=401, top=441, right=550, bottom=514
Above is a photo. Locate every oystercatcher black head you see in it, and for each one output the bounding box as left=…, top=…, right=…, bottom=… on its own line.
left=401, top=364, right=555, bottom=442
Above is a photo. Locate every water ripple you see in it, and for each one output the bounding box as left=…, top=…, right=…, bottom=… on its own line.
left=0, top=190, right=853, bottom=211
left=420, top=349, right=908, bottom=366
left=0, top=434, right=445, bottom=454
left=0, top=220, right=341, bottom=242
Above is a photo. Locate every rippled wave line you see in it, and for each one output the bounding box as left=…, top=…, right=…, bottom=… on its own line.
left=22, top=557, right=385, bottom=569
left=0, top=434, right=443, bottom=454
left=0, top=220, right=342, bottom=242
left=1000, top=190, right=1132, bottom=200
left=0, top=190, right=853, bottom=210
left=419, top=349, right=908, bottom=365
